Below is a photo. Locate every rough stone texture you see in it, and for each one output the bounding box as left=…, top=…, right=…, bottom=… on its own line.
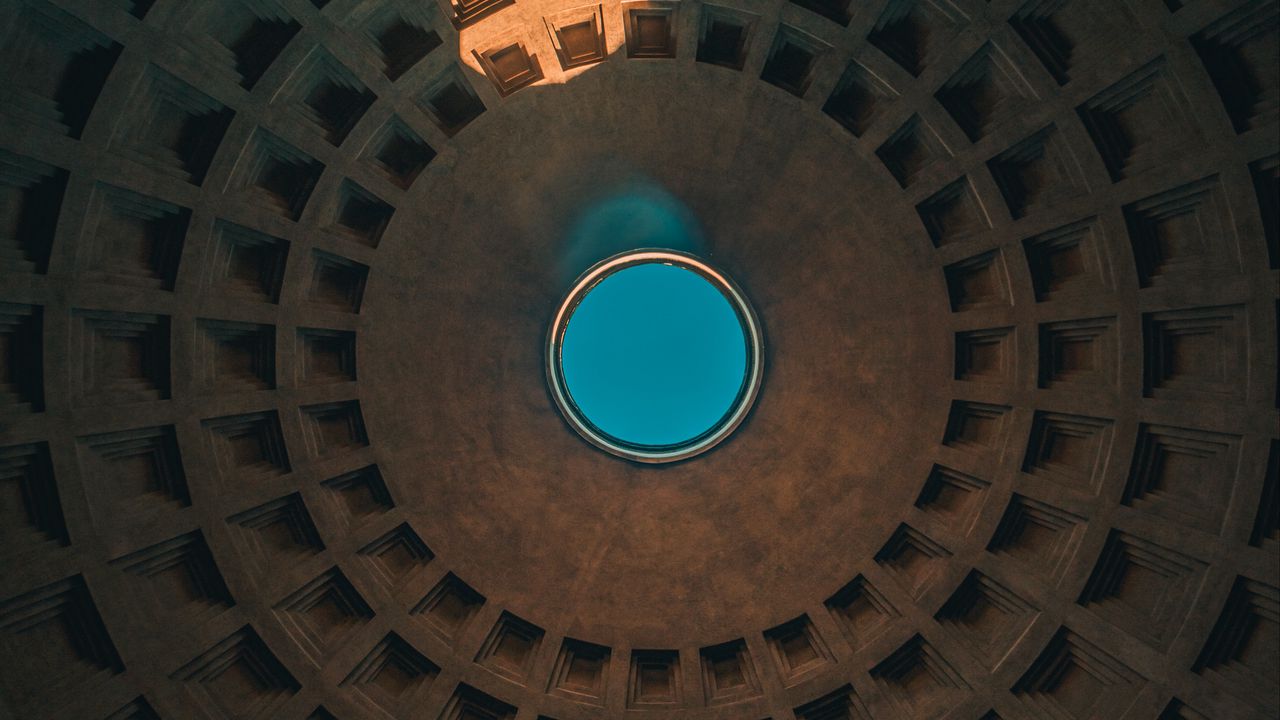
left=0, top=0, right=1276, bottom=719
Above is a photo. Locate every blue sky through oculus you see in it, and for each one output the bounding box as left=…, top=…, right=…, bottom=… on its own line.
left=561, top=262, right=748, bottom=447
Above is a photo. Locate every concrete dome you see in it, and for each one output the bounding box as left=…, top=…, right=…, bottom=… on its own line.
left=0, top=0, right=1276, bottom=718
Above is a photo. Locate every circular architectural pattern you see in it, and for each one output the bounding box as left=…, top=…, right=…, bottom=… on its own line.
left=0, top=0, right=1277, bottom=719
left=548, top=249, right=763, bottom=462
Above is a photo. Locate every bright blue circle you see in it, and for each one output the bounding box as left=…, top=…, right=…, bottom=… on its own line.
left=561, top=262, right=748, bottom=447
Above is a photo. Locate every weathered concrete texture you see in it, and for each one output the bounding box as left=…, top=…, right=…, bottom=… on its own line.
left=0, top=0, right=1277, bottom=718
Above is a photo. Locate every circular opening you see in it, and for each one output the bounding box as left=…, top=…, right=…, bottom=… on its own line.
left=547, top=250, right=763, bottom=463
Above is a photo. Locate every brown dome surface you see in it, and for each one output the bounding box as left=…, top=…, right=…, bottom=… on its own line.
left=0, top=0, right=1276, bottom=719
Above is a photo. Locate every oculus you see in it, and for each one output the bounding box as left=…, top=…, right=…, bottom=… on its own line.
left=547, top=249, right=763, bottom=463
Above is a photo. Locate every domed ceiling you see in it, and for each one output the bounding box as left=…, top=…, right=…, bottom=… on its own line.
left=0, top=0, right=1277, bottom=718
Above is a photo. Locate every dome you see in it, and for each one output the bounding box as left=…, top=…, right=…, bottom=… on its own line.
left=0, top=0, right=1277, bottom=718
